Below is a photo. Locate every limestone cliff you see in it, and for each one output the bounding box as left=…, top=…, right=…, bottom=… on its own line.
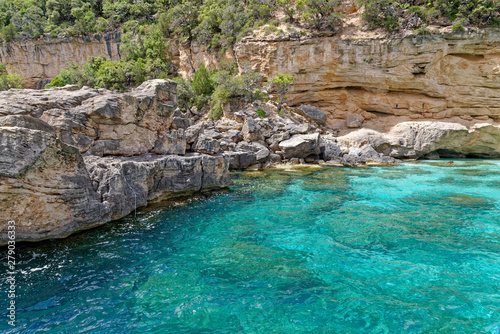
left=2, top=26, right=500, bottom=134
left=0, top=32, right=121, bottom=88
left=234, top=30, right=500, bottom=132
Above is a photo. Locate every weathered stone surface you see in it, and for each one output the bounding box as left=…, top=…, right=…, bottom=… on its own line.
left=320, top=136, right=344, bottom=162
left=152, top=129, right=186, bottom=155
left=222, top=99, right=246, bottom=120
left=267, top=131, right=291, bottom=151
left=237, top=142, right=270, bottom=161
left=0, top=127, right=57, bottom=176
left=0, top=85, right=104, bottom=118
left=222, top=129, right=241, bottom=143
left=341, top=145, right=397, bottom=166
left=3, top=25, right=500, bottom=136
left=336, top=121, right=500, bottom=159
left=81, top=80, right=177, bottom=156
left=0, top=115, right=56, bottom=133
left=0, top=127, right=110, bottom=243
left=0, top=32, right=121, bottom=88
left=193, top=134, right=221, bottom=154
left=171, top=116, right=192, bottom=130
left=285, top=123, right=310, bottom=135
left=279, top=133, right=321, bottom=159
left=185, top=122, right=205, bottom=144
left=201, top=154, right=232, bottom=189
left=346, top=113, right=364, bottom=128
left=0, top=80, right=233, bottom=245
left=269, top=153, right=282, bottom=164
left=241, top=117, right=263, bottom=142
left=297, top=105, right=327, bottom=125
left=84, top=153, right=231, bottom=220
left=234, top=28, right=500, bottom=132
left=385, top=122, right=468, bottom=158
left=2, top=80, right=178, bottom=156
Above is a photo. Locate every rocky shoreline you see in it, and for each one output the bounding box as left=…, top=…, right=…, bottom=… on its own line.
left=1, top=80, right=500, bottom=244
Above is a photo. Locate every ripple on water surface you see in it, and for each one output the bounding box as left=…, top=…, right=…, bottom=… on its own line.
left=1, top=160, right=500, bottom=333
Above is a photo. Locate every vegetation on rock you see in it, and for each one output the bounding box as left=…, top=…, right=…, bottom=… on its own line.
left=0, top=64, right=24, bottom=90
left=45, top=23, right=170, bottom=91
left=268, top=74, right=295, bottom=112
left=0, top=0, right=346, bottom=43
left=174, top=62, right=268, bottom=120
left=358, top=0, right=499, bottom=32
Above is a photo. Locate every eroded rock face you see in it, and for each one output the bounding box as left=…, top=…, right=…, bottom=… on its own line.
left=234, top=30, right=500, bottom=131
left=84, top=154, right=231, bottom=220
left=336, top=121, right=500, bottom=159
left=4, top=24, right=500, bottom=138
left=0, top=127, right=110, bottom=242
left=0, top=80, right=231, bottom=245
left=0, top=33, right=121, bottom=88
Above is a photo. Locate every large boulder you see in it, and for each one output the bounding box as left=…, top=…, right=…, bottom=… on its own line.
left=0, top=85, right=103, bottom=118
left=296, top=105, right=327, bottom=125
left=241, top=117, right=263, bottom=142
left=320, top=136, right=344, bottom=162
left=279, top=133, right=321, bottom=159
left=341, top=145, right=398, bottom=166
left=337, top=122, right=500, bottom=160
left=193, top=133, right=221, bottom=154
left=20, top=80, right=179, bottom=156
left=0, top=126, right=110, bottom=244
left=84, top=153, right=231, bottom=220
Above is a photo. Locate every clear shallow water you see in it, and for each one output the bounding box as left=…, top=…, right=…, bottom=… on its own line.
left=1, top=160, right=500, bottom=333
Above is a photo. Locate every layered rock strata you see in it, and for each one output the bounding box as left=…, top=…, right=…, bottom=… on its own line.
left=0, top=32, right=121, bottom=88
left=235, top=29, right=500, bottom=132
left=0, top=80, right=231, bottom=244
left=3, top=27, right=500, bottom=136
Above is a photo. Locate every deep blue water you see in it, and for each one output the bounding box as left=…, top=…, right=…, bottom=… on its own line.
left=1, top=160, right=500, bottom=333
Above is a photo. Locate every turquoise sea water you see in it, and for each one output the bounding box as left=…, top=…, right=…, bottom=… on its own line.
left=1, top=160, right=500, bottom=333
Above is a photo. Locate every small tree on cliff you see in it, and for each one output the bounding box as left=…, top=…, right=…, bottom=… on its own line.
left=267, top=74, right=295, bottom=112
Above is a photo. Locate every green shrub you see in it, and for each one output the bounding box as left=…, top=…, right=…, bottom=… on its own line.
left=0, top=64, right=24, bottom=90
left=256, top=108, right=266, bottom=118
left=172, top=77, right=195, bottom=113
left=360, top=0, right=400, bottom=31
left=452, top=18, right=466, bottom=32
left=414, top=25, right=431, bottom=35
left=192, top=63, right=213, bottom=96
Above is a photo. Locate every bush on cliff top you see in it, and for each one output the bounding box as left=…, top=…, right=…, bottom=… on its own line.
left=1, top=0, right=499, bottom=42
left=0, top=0, right=346, bottom=43
left=357, top=0, right=500, bottom=32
